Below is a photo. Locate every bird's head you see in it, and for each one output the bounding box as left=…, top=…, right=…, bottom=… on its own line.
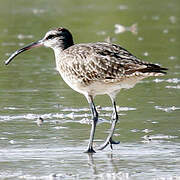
left=5, top=27, right=74, bottom=65
left=43, top=27, right=74, bottom=49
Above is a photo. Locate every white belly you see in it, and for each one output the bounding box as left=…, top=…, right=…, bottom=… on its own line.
left=59, top=70, right=144, bottom=97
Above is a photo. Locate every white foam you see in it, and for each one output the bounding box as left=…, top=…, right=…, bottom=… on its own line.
left=155, top=106, right=180, bottom=112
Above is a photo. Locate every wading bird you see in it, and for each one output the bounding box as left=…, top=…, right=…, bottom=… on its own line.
left=5, top=27, right=167, bottom=153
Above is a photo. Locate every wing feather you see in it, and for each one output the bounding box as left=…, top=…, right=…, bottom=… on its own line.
left=63, top=42, right=167, bottom=85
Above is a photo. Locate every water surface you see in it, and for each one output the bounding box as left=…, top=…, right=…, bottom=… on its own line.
left=0, top=0, right=180, bottom=179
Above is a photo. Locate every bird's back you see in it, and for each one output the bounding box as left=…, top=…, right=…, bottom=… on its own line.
left=57, top=42, right=167, bottom=85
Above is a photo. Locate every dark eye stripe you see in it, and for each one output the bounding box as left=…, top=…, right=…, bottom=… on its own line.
left=46, top=34, right=56, bottom=40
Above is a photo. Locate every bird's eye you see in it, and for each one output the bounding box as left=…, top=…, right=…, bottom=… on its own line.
left=46, top=34, right=56, bottom=40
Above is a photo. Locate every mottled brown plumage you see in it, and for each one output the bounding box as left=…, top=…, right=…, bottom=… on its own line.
left=5, top=27, right=167, bottom=153
left=59, top=42, right=167, bottom=86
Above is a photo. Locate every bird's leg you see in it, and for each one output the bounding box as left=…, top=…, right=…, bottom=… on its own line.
left=84, top=95, right=98, bottom=153
left=98, top=97, right=120, bottom=150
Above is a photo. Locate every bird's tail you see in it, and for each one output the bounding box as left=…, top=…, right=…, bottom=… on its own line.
left=138, top=63, right=168, bottom=75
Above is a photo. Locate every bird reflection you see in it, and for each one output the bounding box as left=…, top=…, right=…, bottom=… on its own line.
left=86, top=152, right=129, bottom=179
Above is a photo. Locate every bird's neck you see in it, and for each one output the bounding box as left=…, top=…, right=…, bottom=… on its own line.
left=53, top=39, right=74, bottom=71
left=53, top=48, right=66, bottom=72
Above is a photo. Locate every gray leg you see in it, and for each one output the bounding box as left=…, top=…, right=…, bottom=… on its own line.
left=98, top=97, right=120, bottom=150
left=84, top=95, right=98, bottom=153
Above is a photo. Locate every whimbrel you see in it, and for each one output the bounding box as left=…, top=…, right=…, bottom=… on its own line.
left=5, top=27, right=167, bottom=153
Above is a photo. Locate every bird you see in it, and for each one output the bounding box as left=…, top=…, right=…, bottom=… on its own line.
left=5, top=27, right=168, bottom=153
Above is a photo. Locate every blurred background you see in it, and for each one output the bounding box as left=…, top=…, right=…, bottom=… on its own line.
left=0, top=0, right=180, bottom=179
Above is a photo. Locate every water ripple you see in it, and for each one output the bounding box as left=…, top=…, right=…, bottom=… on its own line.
left=155, top=106, right=180, bottom=112
left=0, top=106, right=134, bottom=122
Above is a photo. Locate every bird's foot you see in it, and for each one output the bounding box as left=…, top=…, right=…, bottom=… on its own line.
left=109, top=138, right=120, bottom=150
left=98, top=138, right=120, bottom=151
left=84, top=147, right=96, bottom=153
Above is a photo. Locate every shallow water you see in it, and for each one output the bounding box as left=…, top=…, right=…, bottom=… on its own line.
left=0, top=0, right=180, bottom=179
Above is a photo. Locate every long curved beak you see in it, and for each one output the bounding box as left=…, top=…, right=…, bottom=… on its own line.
left=5, top=40, right=43, bottom=65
